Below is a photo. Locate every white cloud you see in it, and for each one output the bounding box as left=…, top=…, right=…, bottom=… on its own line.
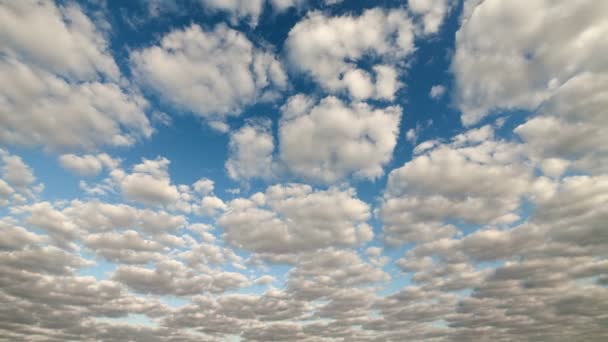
left=59, top=153, right=120, bottom=177
left=515, top=72, right=608, bottom=174
left=197, top=196, right=227, bottom=216
left=0, top=149, right=41, bottom=204
left=111, top=157, right=180, bottom=207
left=270, top=0, right=343, bottom=13
left=218, top=183, right=372, bottom=255
left=1, top=151, right=35, bottom=189
left=429, top=84, right=446, bottom=99
left=193, top=178, right=214, bottom=195
left=0, top=1, right=152, bottom=150
left=285, top=8, right=414, bottom=100
left=279, top=95, right=402, bottom=183
left=381, top=126, right=532, bottom=244
left=0, top=179, right=14, bottom=206
left=1, top=3, right=606, bottom=341
left=84, top=230, right=166, bottom=264
left=408, top=0, right=454, bottom=34
left=64, top=200, right=186, bottom=235
left=131, top=24, right=287, bottom=120
left=199, top=0, right=264, bottom=26
left=405, top=128, right=418, bottom=144
left=113, top=258, right=249, bottom=296
left=226, top=119, right=275, bottom=181
left=17, top=201, right=78, bottom=249
left=0, top=0, right=119, bottom=80
left=453, top=0, right=608, bottom=126
left=287, top=248, right=388, bottom=300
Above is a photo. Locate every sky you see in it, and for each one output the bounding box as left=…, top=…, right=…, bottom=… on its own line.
left=0, top=0, right=607, bottom=341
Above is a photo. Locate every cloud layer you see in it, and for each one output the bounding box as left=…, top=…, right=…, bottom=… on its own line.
left=0, top=0, right=606, bottom=341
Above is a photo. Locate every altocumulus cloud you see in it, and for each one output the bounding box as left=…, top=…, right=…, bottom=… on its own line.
left=0, top=0, right=606, bottom=341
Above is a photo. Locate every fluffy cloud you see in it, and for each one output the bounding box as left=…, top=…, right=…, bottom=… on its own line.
left=279, top=95, right=402, bottom=183
left=64, top=200, right=186, bottom=235
left=131, top=24, right=287, bottom=120
left=1, top=150, right=35, bottom=194
left=287, top=248, right=388, bottom=300
left=111, top=157, right=181, bottom=207
left=2, top=2, right=606, bottom=341
left=285, top=8, right=414, bottom=100
left=515, top=72, right=608, bottom=174
left=113, top=259, right=249, bottom=296
left=380, top=125, right=532, bottom=244
left=442, top=1, right=608, bottom=175
left=226, top=119, right=275, bottom=181
left=453, top=0, right=608, bottom=126
left=270, top=0, right=343, bottom=13
left=199, top=0, right=264, bottom=26
left=0, top=0, right=118, bottom=80
left=0, top=1, right=152, bottom=150
left=218, top=183, right=372, bottom=255
left=408, top=0, right=455, bottom=34
left=59, top=153, right=120, bottom=177
left=196, top=196, right=227, bottom=216
left=429, top=84, right=446, bottom=99
left=192, top=178, right=214, bottom=196
left=83, top=230, right=166, bottom=264
left=533, top=175, right=608, bottom=247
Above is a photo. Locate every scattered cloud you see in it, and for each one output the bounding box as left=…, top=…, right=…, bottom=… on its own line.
left=226, top=119, right=275, bottom=181
left=0, top=0, right=152, bottom=150
left=1, top=1, right=606, bottom=341
left=279, top=95, right=402, bottom=183
left=131, top=24, right=287, bottom=120
left=285, top=8, right=414, bottom=100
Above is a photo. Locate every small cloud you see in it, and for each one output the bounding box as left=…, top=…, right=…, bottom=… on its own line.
left=429, top=84, right=446, bottom=100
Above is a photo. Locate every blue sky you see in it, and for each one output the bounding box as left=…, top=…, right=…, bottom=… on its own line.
left=1, top=0, right=607, bottom=341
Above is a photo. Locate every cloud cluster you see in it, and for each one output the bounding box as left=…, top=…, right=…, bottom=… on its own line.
left=226, top=119, right=275, bottom=181
left=0, top=0, right=152, bottom=150
left=59, top=153, right=120, bottom=177
left=285, top=8, right=414, bottom=100
left=199, top=0, right=265, bottom=26
left=409, top=0, right=455, bottom=34
left=380, top=125, right=532, bottom=244
left=219, top=183, right=372, bottom=256
left=1, top=0, right=606, bottom=341
left=131, top=24, right=287, bottom=121
left=279, top=95, right=402, bottom=183
left=453, top=0, right=608, bottom=169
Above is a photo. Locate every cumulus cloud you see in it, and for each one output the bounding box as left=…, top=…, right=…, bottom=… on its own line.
left=408, top=0, right=455, bottom=34
left=131, top=24, right=287, bottom=120
left=515, top=72, right=608, bottom=174
left=111, top=157, right=181, bottom=207
left=2, top=2, right=607, bottom=341
left=0, top=0, right=152, bottom=150
left=453, top=0, right=608, bottom=125
left=279, top=95, right=402, bottom=183
left=64, top=200, right=186, bottom=235
left=199, top=0, right=264, bottom=26
left=270, top=0, right=343, bottom=13
left=84, top=230, right=166, bottom=264
left=59, top=153, right=120, bottom=177
left=218, top=183, right=372, bottom=255
left=380, top=125, right=532, bottom=244
left=287, top=248, right=388, bottom=300
left=113, top=259, right=249, bottom=296
left=1, top=150, right=36, bottom=193
left=196, top=196, right=227, bottom=216
left=285, top=8, right=414, bottom=100
left=429, top=84, right=446, bottom=99
left=226, top=119, right=275, bottom=181
left=192, top=178, right=214, bottom=195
